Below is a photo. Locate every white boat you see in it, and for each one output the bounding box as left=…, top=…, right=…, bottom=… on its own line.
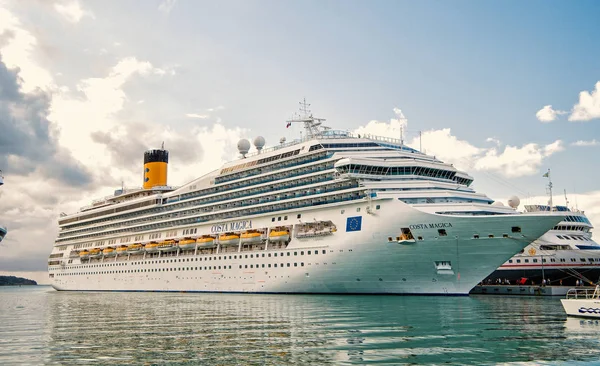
left=561, top=285, right=600, bottom=318
left=48, top=102, right=563, bottom=295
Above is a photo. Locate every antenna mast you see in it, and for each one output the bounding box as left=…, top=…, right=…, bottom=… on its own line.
left=564, top=189, right=569, bottom=208
left=286, top=98, right=327, bottom=138
left=544, top=169, right=553, bottom=211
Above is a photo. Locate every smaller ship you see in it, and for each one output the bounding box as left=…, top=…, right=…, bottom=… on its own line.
left=561, top=285, right=600, bottom=318
left=0, top=170, right=6, bottom=244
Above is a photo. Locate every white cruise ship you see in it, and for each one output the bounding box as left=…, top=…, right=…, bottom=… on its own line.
left=48, top=107, right=564, bottom=295
left=483, top=204, right=599, bottom=286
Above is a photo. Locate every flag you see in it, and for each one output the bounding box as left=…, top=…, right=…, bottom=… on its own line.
left=542, top=171, right=549, bottom=178
left=346, top=216, right=362, bottom=232
left=286, top=122, right=292, bottom=128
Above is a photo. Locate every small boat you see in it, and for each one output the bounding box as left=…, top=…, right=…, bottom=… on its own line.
left=89, top=248, right=102, bottom=258
left=268, top=229, right=289, bottom=242
left=79, top=250, right=89, bottom=259
left=116, top=246, right=128, bottom=256
left=218, top=233, right=240, bottom=246
left=127, top=243, right=144, bottom=253
left=158, top=239, right=177, bottom=252
left=103, top=247, right=116, bottom=256
left=145, top=242, right=159, bottom=252
left=69, top=251, right=80, bottom=258
left=178, top=238, right=197, bottom=250
left=196, top=236, right=216, bottom=248
left=241, top=230, right=262, bottom=244
left=561, top=285, right=600, bottom=318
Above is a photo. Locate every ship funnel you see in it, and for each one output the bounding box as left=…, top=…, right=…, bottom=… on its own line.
left=143, top=147, right=169, bottom=189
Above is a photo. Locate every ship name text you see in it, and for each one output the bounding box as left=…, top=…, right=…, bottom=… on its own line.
left=409, top=222, right=453, bottom=230
left=211, top=220, right=253, bottom=233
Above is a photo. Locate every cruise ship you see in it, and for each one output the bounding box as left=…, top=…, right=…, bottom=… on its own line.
left=483, top=204, right=599, bottom=286
left=48, top=107, right=564, bottom=295
left=0, top=170, right=6, bottom=244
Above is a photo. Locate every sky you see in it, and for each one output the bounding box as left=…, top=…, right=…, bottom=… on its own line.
left=1, top=0, right=599, bottom=284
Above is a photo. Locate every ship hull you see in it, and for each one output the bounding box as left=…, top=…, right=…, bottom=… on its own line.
left=49, top=200, right=562, bottom=295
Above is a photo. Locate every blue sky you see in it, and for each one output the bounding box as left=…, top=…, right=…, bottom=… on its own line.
left=1, top=0, right=599, bottom=281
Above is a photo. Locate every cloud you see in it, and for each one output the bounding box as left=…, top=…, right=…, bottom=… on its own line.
left=569, top=81, right=600, bottom=122
left=0, top=55, right=92, bottom=186
left=536, top=105, right=566, bottom=123
left=185, top=113, right=209, bottom=119
left=571, top=139, right=598, bottom=147
left=355, top=107, right=564, bottom=178
left=486, top=137, right=501, bottom=146
left=54, top=1, right=93, bottom=23
left=158, top=0, right=177, bottom=14
left=0, top=7, right=54, bottom=92
left=354, top=107, right=408, bottom=139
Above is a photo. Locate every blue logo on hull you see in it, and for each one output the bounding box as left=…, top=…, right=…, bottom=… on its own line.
left=346, top=216, right=362, bottom=232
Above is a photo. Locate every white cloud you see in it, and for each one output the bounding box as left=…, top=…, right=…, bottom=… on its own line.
left=54, top=1, right=93, bottom=23
left=0, top=7, right=54, bottom=92
left=536, top=105, right=566, bottom=123
left=571, top=139, right=598, bottom=147
left=354, top=107, right=408, bottom=139
left=569, top=81, right=600, bottom=122
left=185, top=113, right=209, bottom=119
left=355, top=108, right=564, bottom=178
left=158, top=0, right=177, bottom=14
left=486, top=137, right=501, bottom=146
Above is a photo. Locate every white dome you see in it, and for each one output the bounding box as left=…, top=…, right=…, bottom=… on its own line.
left=508, top=196, right=520, bottom=209
left=492, top=201, right=505, bottom=207
left=237, top=139, right=251, bottom=155
left=253, top=136, right=265, bottom=149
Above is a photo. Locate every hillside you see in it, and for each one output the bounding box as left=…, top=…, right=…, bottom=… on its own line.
left=0, top=276, right=38, bottom=286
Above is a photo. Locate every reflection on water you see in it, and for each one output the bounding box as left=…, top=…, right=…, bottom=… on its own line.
left=1, top=286, right=600, bottom=365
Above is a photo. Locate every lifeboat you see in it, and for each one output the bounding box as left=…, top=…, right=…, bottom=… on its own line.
left=89, top=248, right=102, bottom=258
left=103, top=247, right=116, bottom=256
left=145, top=242, right=159, bottom=253
left=115, top=246, right=128, bottom=256
left=241, top=230, right=263, bottom=244
left=127, top=243, right=144, bottom=253
left=158, top=239, right=177, bottom=252
left=269, top=229, right=290, bottom=242
left=218, top=233, right=240, bottom=246
left=79, top=250, right=90, bottom=259
left=69, top=250, right=79, bottom=258
left=196, top=236, right=216, bottom=248
left=179, top=238, right=197, bottom=250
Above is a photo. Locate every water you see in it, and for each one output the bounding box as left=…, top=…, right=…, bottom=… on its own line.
left=1, top=286, right=600, bottom=365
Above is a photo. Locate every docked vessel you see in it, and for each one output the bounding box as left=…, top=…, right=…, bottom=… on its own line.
left=0, top=170, right=6, bottom=244
left=48, top=103, right=563, bottom=295
left=479, top=184, right=599, bottom=287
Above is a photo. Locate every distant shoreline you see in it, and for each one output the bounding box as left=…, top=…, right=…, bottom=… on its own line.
left=0, top=275, right=38, bottom=286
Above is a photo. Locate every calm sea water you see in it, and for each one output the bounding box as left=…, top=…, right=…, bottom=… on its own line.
left=1, top=286, right=600, bottom=365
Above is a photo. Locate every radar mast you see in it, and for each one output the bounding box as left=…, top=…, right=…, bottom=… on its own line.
left=286, top=98, right=328, bottom=139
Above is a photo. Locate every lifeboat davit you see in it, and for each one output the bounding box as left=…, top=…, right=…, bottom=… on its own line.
left=79, top=250, right=90, bottom=259
left=269, top=229, right=290, bottom=242
left=179, top=238, right=197, bottom=250
left=241, top=230, right=262, bottom=244
left=103, top=247, right=116, bottom=256
left=127, top=243, right=144, bottom=253
left=116, top=246, right=128, bottom=256
left=158, top=239, right=177, bottom=252
left=145, top=242, right=159, bottom=252
left=196, top=236, right=215, bottom=248
left=89, top=248, right=102, bottom=258
left=218, top=233, right=240, bottom=246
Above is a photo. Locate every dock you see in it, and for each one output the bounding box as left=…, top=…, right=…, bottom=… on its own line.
left=469, top=285, right=589, bottom=296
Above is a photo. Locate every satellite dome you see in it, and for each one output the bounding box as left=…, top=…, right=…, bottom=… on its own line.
left=237, top=139, right=251, bottom=156
left=492, top=201, right=505, bottom=207
left=253, top=136, right=265, bottom=151
left=508, top=196, right=520, bottom=209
